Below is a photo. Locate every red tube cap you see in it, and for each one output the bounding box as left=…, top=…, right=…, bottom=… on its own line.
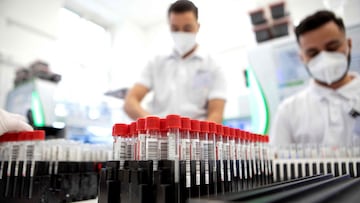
left=181, top=117, right=191, bottom=131
left=31, top=130, right=45, bottom=141
left=200, top=121, right=209, bottom=133
left=136, top=118, right=146, bottom=131
left=216, top=124, right=223, bottom=136
left=208, top=122, right=217, bottom=134
left=166, top=114, right=181, bottom=129
left=191, top=120, right=200, bottom=132
left=229, top=128, right=236, bottom=138
left=129, top=122, right=137, bottom=135
left=145, top=116, right=160, bottom=130
left=235, top=129, right=241, bottom=139
left=160, top=118, right=167, bottom=132
left=113, top=124, right=128, bottom=136
left=223, top=126, right=230, bottom=137
left=136, top=118, right=145, bottom=131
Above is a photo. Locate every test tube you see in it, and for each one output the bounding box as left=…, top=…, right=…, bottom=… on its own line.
left=128, top=122, right=136, bottom=161
left=222, top=126, right=231, bottom=192
left=235, top=129, right=243, bottom=187
left=158, top=118, right=168, bottom=160
left=145, top=116, right=160, bottom=171
left=250, top=133, right=257, bottom=181
left=166, top=114, right=181, bottom=203
left=215, top=124, right=225, bottom=194
left=190, top=119, right=201, bottom=197
left=243, top=131, right=250, bottom=183
left=25, top=131, right=45, bottom=198
left=180, top=117, right=192, bottom=202
left=208, top=122, right=217, bottom=195
left=112, top=124, right=128, bottom=169
left=199, top=121, right=210, bottom=196
left=180, top=117, right=191, bottom=185
left=136, top=118, right=146, bottom=161
left=254, top=134, right=262, bottom=178
left=229, top=128, right=237, bottom=190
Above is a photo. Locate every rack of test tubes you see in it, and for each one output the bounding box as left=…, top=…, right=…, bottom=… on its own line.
left=0, top=130, right=111, bottom=203
left=190, top=145, right=360, bottom=202
left=99, top=115, right=273, bottom=203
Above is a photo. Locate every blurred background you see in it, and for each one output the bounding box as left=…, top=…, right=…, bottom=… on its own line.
left=0, top=0, right=359, bottom=144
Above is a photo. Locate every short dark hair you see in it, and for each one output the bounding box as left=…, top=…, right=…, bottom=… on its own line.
left=168, top=0, right=198, bottom=20
left=295, top=10, right=345, bottom=42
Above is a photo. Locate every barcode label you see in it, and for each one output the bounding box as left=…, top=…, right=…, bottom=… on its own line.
left=237, top=144, right=242, bottom=179
left=243, top=146, right=248, bottom=179
left=227, top=160, right=231, bottom=181
left=119, top=141, right=126, bottom=169
left=138, top=134, right=146, bottom=160
left=201, top=141, right=210, bottom=184
left=220, top=160, right=225, bottom=181
left=126, top=142, right=134, bottom=160
left=181, top=139, right=191, bottom=188
left=192, top=139, right=200, bottom=161
left=208, top=141, right=215, bottom=160
left=159, top=138, right=168, bottom=160
left=216, top=142, right=223, bottom=160
left=196, top=160, right=200, bottom=185
left=168, top=133, right=176, bottom=160
left=223, top=143, right=230, bottom=160
left=230, top=141, right=237, bottom=177
left=146, top=137, right=158, bottom=170
left=186, top=159, right=191, bottom=188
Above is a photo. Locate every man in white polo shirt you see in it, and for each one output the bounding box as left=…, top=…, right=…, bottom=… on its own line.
left=270, top=10, right=360, bottom=147
left=124, top=0, right=226, bottom=123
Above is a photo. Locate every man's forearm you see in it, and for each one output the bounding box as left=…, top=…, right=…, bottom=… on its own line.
left=206, top=113, right=223, bottom=124
left=124, top=98, right=150, bottom=120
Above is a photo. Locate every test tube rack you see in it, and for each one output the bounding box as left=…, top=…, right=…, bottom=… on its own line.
left=0, top=160, right=103, bottom=203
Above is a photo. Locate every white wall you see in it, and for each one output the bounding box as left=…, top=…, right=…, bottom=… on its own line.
left=0, top=0, right=63, bottom=108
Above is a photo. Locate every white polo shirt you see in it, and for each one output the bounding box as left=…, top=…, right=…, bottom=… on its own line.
left=137, top=47, right=227, bottom=120
left=270, top=72, right=360, bottom=147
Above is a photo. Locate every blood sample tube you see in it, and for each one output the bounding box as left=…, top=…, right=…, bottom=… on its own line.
left=145, top=116, right=160, bottom=171
left=136, top=118, right=146, bottom=161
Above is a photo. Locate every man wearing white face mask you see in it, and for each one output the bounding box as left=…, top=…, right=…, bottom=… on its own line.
left=124, top=0, right=227, bottom=123
left=270, top=10, right=360, bottom=147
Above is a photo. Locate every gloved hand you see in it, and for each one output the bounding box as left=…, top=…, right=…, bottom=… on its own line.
left=0, top=109, right=33, bottom=136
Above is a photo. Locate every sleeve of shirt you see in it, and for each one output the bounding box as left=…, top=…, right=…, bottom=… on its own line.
left=270, top=100, right=293, bottom=146
left=137, top=59, right=155, bottom=89
left=208, top=65, right=227, bottom=100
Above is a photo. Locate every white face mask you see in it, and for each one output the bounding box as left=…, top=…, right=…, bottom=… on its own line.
left=307, top=51, right=349, bottom=85
left=171, top=32, right=197, bottom=56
